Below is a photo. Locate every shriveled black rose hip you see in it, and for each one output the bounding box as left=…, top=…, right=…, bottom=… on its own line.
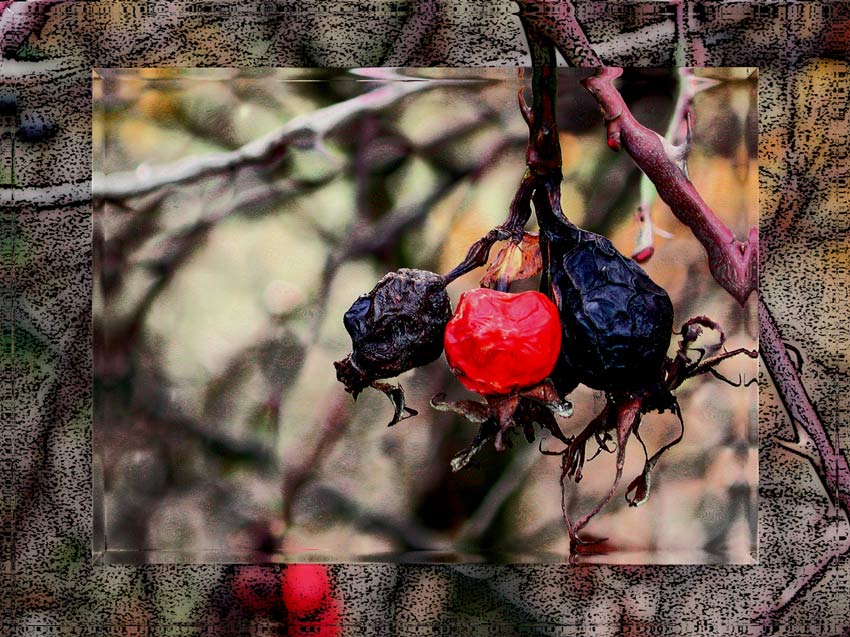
left=334, top=268, right=452, bottom=398
left=537, top=184, right=674, bottom=394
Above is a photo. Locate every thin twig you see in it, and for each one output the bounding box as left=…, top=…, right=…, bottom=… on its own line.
left=759, top=298, right=850, bottom=515
left=595, top=20, right=676, bottom=64
left=454, top=444, right=540, bottom=546
left=382, top=0, right=439, bottom=65
left=632, top=69, right=717, bottom=262
left=280, top=392, right=351, bottom=527
left=148, top=412, right=278, bottom=468
left=0, top=179, right=91, bottom=207
left=306, top=484, right=449, bottom=551
left=756, top=549, right=846, bottom=634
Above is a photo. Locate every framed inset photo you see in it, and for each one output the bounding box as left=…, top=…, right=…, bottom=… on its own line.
left=93, top=66, right=757, bottom=566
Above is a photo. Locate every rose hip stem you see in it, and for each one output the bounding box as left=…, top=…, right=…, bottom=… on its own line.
left=442, top=36, right=559, bottom=286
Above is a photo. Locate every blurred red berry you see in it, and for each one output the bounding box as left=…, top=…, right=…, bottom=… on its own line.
left=281, top=564, right=332, bottom=619
left=289, top=596, right=342, bottom=637
left=444, top=288, right=562, bottom=395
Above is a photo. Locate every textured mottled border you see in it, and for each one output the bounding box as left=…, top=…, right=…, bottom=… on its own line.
left=3, top=0, right=850, bottom=634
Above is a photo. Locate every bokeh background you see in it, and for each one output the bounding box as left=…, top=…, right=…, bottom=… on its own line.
left=93, top=67, right=757, bottom=564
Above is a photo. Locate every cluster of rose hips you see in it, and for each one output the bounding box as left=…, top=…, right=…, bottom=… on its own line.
left=334, top=268, right=563, bottom=403
left=333, top=191, right=676, bottom=461
left=333, top=264, right=574, bottom=460
left=331, top=68, right=755, bottom=550
left=232, top=564, right=340, bottom=635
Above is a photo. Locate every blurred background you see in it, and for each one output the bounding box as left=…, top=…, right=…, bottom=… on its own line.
left=93, top=67, right=757, bottom=564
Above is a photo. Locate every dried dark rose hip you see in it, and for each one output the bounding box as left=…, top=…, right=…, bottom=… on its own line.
left=537, top=194, right=675, bottom=394
left=334, top=268, right=452, bottom=397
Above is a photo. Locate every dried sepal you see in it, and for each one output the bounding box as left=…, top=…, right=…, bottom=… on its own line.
left=432, top=379, right=573, bottom=471
left=626, top=403, right=684, bottom=507
left=479, top=232, right=542, bottom=291
left=625, top=468, right=651, bottom=507
left=430, top=393, right=491, bottom=424
left=449, top=420, right=500, bottom=473
left=372, top=381, right=418, bottom=427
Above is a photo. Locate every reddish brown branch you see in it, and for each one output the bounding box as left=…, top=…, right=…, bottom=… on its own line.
left=581, top=68, right=757, bottom=305
left=759, top=297, right=850, bottom=516
left=516, top=0, right=758, bottom=305
left=757, top=301, right=850, bottom=631
left=517, top=0, right=848, bottom=616
left=515, top=0, right=845, bottom=511
left=516, top=0, right=602, bottom=67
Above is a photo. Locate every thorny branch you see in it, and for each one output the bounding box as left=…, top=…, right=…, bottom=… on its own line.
left=516, top=0, right=757, bottom=306
left=580, top=67, right=758, bottom=305
left=754, top=297, right=850, bottom=630
left=759, top=298, right=850, bottom=516
left=516, top=0, right=849, bottom=614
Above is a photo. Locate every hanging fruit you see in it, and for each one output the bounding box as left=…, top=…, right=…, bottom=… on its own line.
left=443, top=288, right=561, bottom=396
left=535, top=182, right=675, bottom=395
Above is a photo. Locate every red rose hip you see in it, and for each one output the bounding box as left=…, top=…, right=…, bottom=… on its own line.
left=444, top=288, right=562, bottom=395
left=281, top=564, right=332, bottom=619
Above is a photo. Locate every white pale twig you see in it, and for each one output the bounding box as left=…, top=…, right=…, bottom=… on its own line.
left=93, top=79, right=460, bottom=201
left=0, top=179, right=90, bottom=207
left=632, top=69, right=718, bottom=262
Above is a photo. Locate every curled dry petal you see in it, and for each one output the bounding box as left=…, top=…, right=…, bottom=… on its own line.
left=479, top=232, right=543, bottom=291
